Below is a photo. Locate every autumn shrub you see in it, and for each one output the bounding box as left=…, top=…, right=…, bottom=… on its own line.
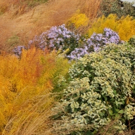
left=87, top=14, right=135, bottom=41
left=52, top=43, right=135, bottom=135
left=100, top=0, right=135, bottom=18
left=0, top=47, right=70, bottom=135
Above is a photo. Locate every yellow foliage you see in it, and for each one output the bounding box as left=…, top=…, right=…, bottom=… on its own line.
left=66, top=11, right=89, bottom=28
left=87, top=14, right=135, bottom=41
left=0, top=48, right=71, bottom=134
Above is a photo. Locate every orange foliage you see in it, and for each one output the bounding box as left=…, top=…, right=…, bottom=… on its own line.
left=0, top=48, right=70, bottom=134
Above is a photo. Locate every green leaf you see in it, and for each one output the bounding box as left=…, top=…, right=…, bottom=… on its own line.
left=109, top=109, right=113, bottom=116
left=115, top=114, right=121, bottom=119
left=118, top=110, right=124, bottom=114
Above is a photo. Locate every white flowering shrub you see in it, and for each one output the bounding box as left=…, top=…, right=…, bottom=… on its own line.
left=53, top=43, right=135, bottom=134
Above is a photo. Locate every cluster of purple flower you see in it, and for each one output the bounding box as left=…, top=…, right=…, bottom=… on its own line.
left=13, top=25, right=123, bottom=60
left=67, top=28, right=123, bottom=59
left=28, top=24, right=81, bottom=53
left=13, top=46, right=26, bottom=57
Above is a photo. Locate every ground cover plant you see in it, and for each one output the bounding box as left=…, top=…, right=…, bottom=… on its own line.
left=52, top=43, right=135, bottom=135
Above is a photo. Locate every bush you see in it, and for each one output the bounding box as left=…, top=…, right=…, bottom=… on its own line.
left=52, top=43, right=135, bottom=134
left=87, top=14, right=135, bottom=41
left=100, top=0, right=135, bottom=18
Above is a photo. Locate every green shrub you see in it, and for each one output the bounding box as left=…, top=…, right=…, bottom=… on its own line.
left=53, top=43, right=135, bottom=134
left=128, top=35, right=135, bottom=46
left=100, top=0, right=135, bottom=18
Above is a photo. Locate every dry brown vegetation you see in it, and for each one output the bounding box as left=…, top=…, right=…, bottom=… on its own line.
left=0, top=0, right=101, bottom=52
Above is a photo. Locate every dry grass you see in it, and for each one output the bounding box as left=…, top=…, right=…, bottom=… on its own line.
left=2, top=94, right=54, bottom=135
left=79, top=0, right=101, bottom=19
left=0, top=48, right=70, bottom=135
left=0, top=0, right=101, bottom=52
